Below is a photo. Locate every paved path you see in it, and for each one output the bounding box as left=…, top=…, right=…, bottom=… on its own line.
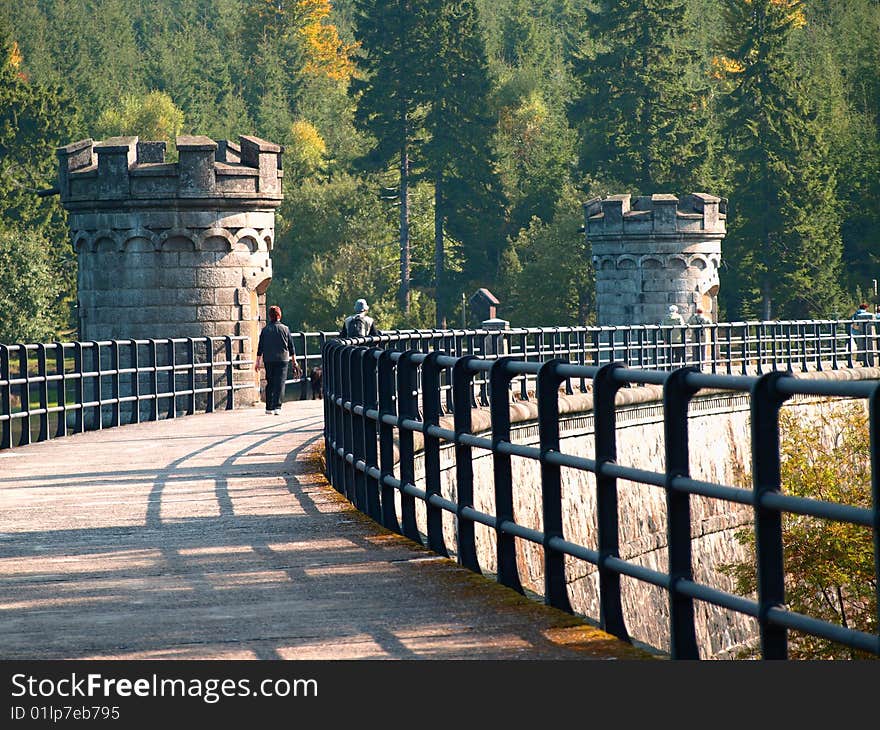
left=0, top=401, right=650, bottom=660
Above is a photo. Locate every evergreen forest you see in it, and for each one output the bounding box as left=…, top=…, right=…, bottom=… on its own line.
left=1, top=0, right=878, bottom=339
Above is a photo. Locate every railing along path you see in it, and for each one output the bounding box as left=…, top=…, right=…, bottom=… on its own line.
left=322, top=321, right=880, bottom=660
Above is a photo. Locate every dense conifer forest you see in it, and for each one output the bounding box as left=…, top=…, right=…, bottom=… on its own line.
left=1, top=0, right=878, bottom=338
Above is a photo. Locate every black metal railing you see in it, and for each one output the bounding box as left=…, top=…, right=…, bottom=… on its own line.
left=4, top=319, right=876, bottom=448
left=323, top=332, right=880, bottom=660
left=0, top=336, right=252, bottom=449
left=322, top=319, right=879, bottom=419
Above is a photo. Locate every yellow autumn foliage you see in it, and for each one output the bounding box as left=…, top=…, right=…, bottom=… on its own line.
left=8, top=40, right=22, bottom=69
left=296, top=0, right=357, bottom=81
left=710, top=55, right=746, bottom=79
left=742, top=0, right=807, bottom=28
left=287, top=120, right=327, bottom=176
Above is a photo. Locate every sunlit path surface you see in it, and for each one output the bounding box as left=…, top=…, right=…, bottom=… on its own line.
left=0, top=401, right=647, bottom=660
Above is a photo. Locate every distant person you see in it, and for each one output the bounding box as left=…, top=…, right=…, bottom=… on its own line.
left=660, top=304, right=686, bottom=365
left=255, top=305, right=301, bottom=415
left=850, top=302, right=875, bottom=366
left=687, top=307, right=711, bottom=364
left=339, top=298, right=379, bottom=338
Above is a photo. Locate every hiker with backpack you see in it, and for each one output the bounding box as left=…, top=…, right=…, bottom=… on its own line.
left=339, top=298, right=379, bottom=339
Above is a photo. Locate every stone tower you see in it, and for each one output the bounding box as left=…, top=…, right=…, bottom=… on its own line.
left=585, top=193, right=726, bottom=326
left=56, top=134, right=282, bottom=348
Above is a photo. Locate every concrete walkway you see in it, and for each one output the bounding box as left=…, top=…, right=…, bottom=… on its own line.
left=0, top=400, right=650, bottom=660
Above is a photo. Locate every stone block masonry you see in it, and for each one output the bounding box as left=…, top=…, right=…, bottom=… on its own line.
left=56, top=134, right=286, bottom=406
left=586, top=193, right=726, bottom=326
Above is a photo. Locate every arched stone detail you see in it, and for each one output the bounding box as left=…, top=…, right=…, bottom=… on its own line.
left=260, top=231, right=273, bottom=251
left=668, top=255, right=687, bottom=271
left=640, top=256, right=663, bottom=270
left=689, top=255, right=708, bottom=271
left=233, top=228, right=261, bottom=252
left=254, top=276, right=272, bottom=296
left=93, top=230, right=120, bottom=252
left=72, top=232, right=91, bottom=252
left=160, top=235, right=197, bottom=252
left=124, top=237, right=156, bottom=253
left=599, top=257, right=615, bottom=271
left=617, top=255, right=637, bottom=270
left=122, top=229, right=160, bottom=251
left=197, top=228, right=234, bottom=251
left=157, top=228, right=196, bottom=249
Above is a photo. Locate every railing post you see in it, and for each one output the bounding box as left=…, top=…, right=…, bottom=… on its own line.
left=802, top=323, right=813, bottom=371
left=110, top=340, right=121, bottom=427
left=350, top=347, right=367, bottom=512
left=868, top=385, right=880, bottom=645
left=337, top=341, right=350, bottom=494
left=321, top=340, right=335, bottom=484
left=224, top=336, right=234, bottom=410
left=89, top=341, right=102, bottom=431
left=341, top=346, right=356, bottom=504
left=327, top=342, right=344, bottom=495
left=750, top=371, right=792, bottom=659
left=422, top=351, right=449, bottom=557
left=166, top=339, right=177, bottom=419
left=17, top=343, right=31, bottom=446
left=73, top=342, right=84, bottom=433
left=185, top=338, right=196, bottom=415
left=362, top=348, right=381, bottom=521
left=452, top=356, right=480, bottom=573
left=536, top=358, right=573, bottom=612
left=296, top=332, right=308, bottom=400
left=148, top=339, right=159, bottom=421
left=36, top=343, right=49, bottom=442
left=663, top=366, right=701, bottom=659
left=378, top=350, right=401, bottom=533
left=129, top=339, right=141, bottom=424
left=755, top=323, right=764, bottom=374
left=592, top=362, right=629, bottom=641
left=489, top=357, right=525, bottom=594
left=0, top=344, right=10, bottom=449
left=576, top=329, right=589, bottom=392
left=396, top=350, right=422, bottom=543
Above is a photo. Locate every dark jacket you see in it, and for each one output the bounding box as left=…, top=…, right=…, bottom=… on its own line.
left=257, top=321, right=297, bottom=363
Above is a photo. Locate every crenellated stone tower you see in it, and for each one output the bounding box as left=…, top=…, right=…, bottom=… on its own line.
left=56, top=134, right=282, bottom=347
left=585, top=193, right=726, bottom=326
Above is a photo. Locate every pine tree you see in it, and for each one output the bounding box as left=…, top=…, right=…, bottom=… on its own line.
left=568, top=0, right=716, bottom=194
left=419, top=0, right=506, bottom=326
left=350, top=0, right=430, bottom=316
left=715, top=0, right=847, bottom=319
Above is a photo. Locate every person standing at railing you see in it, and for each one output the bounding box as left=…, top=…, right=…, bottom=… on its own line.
left=850, top=303, right=874, bottom=367
left=255, top=305, right=301, bottom=415
left=687, top=307, right=711, bottom=365
left=660, top=304, right=686, bottom=364
left=339, top=298, right=380, bottom=338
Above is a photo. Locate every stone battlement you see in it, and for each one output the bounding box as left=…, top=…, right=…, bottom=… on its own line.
left=584, top=193, right=727, bottom=239
left=56, top=134, right=284, bottom=207
left=585, top=192, right=726, bottom=326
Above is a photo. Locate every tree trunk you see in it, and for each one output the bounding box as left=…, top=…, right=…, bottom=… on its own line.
left=762, top=277, right=772, bottom=321
left=434, top=175, right=445, bottom=328
left=399, top=137, right=411, bottom=316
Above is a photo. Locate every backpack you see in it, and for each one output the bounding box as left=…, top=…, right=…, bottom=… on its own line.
left=346, top=314, right=372, bottom=338
left=852, top=309, right=871, bottom=335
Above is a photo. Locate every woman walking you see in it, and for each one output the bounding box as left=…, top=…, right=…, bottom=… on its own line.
left=255, top=305, right=301, bottom=414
